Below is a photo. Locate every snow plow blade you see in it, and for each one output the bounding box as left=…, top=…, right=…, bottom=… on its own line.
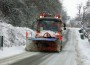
left=25, top=38, right=62, bottom=52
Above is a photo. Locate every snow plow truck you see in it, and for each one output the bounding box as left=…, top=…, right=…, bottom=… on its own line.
left=25, top=13, right=66, bottom=52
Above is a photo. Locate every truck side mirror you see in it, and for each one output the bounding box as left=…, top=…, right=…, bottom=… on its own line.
left=64, top=27, right=66, bottom=30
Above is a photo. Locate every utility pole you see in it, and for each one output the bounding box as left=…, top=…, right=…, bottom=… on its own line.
left=82, top=6, right=87, bottom=29
left=77, top=4, right=82, bottom=27
left=78, top=4, right=82, bottom=21
left=82, top=6, right=87, bottom=23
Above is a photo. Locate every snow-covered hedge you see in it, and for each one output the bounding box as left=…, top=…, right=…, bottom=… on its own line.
left=0, top=22, right=35, bottom=47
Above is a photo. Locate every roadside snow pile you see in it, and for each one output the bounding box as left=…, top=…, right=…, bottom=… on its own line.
left=0, top=22, right=35, bottom=47
left=0, top=46, right=25, bottom=59
left=75, top=28, right=90, bottom=65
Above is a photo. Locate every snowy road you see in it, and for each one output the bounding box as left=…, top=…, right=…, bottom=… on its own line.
left=0, top=29, right=78, bottom=65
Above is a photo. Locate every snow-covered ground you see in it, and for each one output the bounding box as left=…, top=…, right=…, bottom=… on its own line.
left=0, top=22, right=35, bottom=47
left=0, top=22, right=35, bottom=59
left=0, top=46, right=25, bottom=59
left=0, top=22, right=90, bottom=65
left=73, top=28, right=90, bottom=65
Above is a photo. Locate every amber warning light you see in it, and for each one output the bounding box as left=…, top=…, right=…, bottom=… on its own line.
left=39, top=13, right=61, bottom=19
left=39, top=13, right=46, bottom=18
left=54, top=14, right=61, bottom=19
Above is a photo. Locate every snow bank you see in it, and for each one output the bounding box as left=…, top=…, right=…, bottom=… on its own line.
left=75, top=28, right=90, bottom=65
left=0, top=46, right=25, bottom=59
left=0, top=22, right=35, bottom=47
left=0, top=22, right=36, bottom=59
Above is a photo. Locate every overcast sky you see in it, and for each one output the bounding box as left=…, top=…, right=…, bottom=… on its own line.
left=61, top=0, right=88, bottom=18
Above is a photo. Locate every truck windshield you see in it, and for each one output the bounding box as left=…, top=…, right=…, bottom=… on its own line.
left=38, top=20, right=58, bottom=31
